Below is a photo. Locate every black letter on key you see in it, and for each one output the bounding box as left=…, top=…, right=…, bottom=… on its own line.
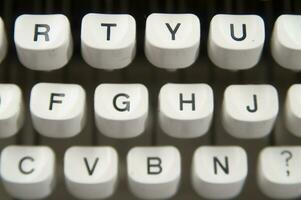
left=165, top=23, right=181, bottom=40
left=84, top=157, right=99, bottom=176
left=19, top=156, right=35, bottom=175
left=34, top=24, right=50, bottom=42
left=147, top=157, right=162, bottom=175
left=246, top=94, right=258, bottom=113
left=101, top=23, right=117, bottom=41
left=213, top=156, right=229, bottom=175
left=179, top=93, right=195, bottom=111
left=230, top=24, right=247, bottom=41
left=113, top=93, right=130, bottom=112
left=49, top=93, right=65, bottom=110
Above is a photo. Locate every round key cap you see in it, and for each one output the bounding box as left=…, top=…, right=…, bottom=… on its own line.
left=0, top=84, right=24, bottom=138
left=271, top=15, right=301, bottom=71
left=14, top=14, right=73, bottom=71
left=257, top=147, right=301, bottom=199
left=284, top=84, right=301, bottom=137
left=0, top=145, right=56, bottom=199
left=94, top=84, right=148, bottom=138
left=81, top=13, right=136, bottom=70
left=64, top=146, right=118, bottom=199
left=145, top=13, right=200, bottom=70
left=208, top=14, right=265, bottom=70
left=127, top=146, right=181, bottom=199
left=222, top=85, right=278, bottom=138
left=192, top=146, right=248, bottom=199
left=159, top=83, right=213, bottom=138
left=30, top=83, right=86, bottom=138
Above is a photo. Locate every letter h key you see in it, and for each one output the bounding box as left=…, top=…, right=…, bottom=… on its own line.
left=159, top=84, right=214, bottom=138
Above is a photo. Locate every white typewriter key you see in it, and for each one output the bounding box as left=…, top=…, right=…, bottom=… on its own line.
left=257, top=147, right=301, bottom=199
left=284, top=84, right=301, bottom=137
left=0, top=146, right=56, bottom=199
left=30, top=83, right=86, bottom=138
left=81, top=13, right=136, bottom=70
left=64, top=146, right=118, bottom=199
left=127, top=146, right=181, bottom=199
left=14, top=14, right=73, bottom=71
left=159, top=83, right=213, bottom=138
left=94, top=84, right=148, bottom=138
left=222, top=85, right=278, bottom=138
left=208, top=14, right=265, bottom=70
left=0, top=84, right=24, bottom=138
left=145, top=13, right=200, bottom=69
left=0, top=17, right=7, bottom=63
left=271, top=15, right=301, bottom=71
left=192, top=146, right=247, bottom=199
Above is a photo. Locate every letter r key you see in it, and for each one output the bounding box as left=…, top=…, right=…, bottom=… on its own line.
left=94, top=84, right=149, bottom=138
left=14, top=14, right=73, bottom=71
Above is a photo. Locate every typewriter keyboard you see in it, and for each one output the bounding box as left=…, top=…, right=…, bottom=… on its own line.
left=0, top=0, right=301, bottom=199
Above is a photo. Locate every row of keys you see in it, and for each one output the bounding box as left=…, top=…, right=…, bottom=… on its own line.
left=2, top=145, right=301, bottom=200
left=0, top=14, right=301, bottom=71
left=1, top=83, right=301, bottom=139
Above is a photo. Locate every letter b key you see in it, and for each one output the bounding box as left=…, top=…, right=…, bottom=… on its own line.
left=127, top=146, right=181, bottom=199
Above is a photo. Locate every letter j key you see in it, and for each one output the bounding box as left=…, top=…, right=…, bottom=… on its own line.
left=222, top=85, right=278, bottom=139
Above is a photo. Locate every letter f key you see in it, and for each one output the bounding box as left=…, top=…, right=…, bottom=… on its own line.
left=30, top=83, right=87, bottom=138
left=94, top=84, right=149, bottom=138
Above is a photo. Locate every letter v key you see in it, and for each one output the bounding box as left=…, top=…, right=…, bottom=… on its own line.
left=64, top=146, right=118, bottom=199
left=84, top=157, right=99, bottom=176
